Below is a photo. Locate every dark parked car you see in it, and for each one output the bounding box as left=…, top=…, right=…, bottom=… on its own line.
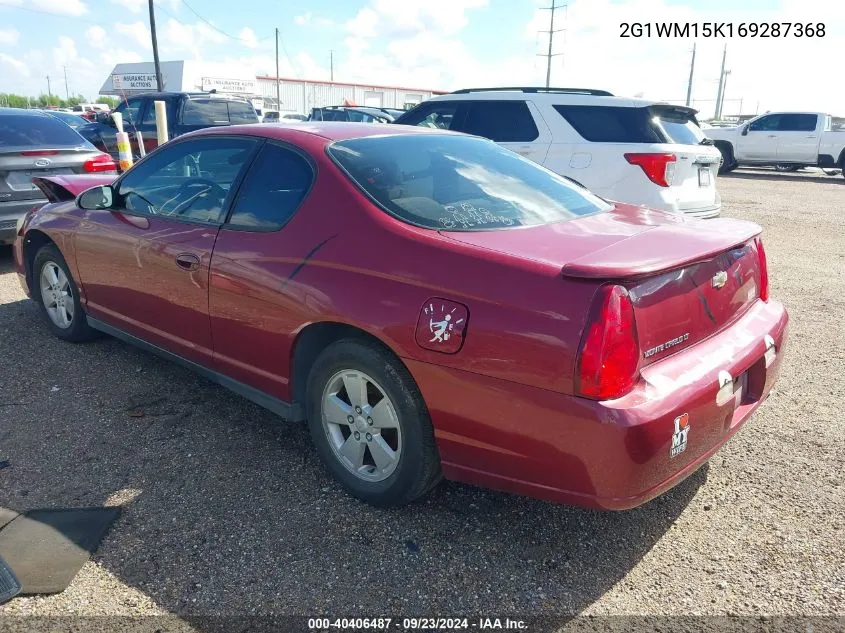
left=309, top=106, right=394, bottom=123
left=76, top=92, right=259, bottom=164
left=14, top=123, right=787, bottom=509
left=0, top=108, right=116, bottom=245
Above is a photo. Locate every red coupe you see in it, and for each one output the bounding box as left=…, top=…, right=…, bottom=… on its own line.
left=13, top=123, right=788, bottom=510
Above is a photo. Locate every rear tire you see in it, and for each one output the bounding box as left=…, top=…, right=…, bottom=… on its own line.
left=32, top=243, right=97, bottom=343
left=306, top=339, right=441, bottom=507
left=775, top=164, right=801, bottom=172
left=716, top=143, right=736, bottom=174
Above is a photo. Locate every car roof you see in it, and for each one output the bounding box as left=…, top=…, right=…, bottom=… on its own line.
left=0, top=108, right=52, bottom=117
left=427, top=90, right=663, bottom=108
left=190, top=121, right=460, bottom=143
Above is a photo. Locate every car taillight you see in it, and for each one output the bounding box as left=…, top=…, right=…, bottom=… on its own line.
left=624, top=152, right=677, bottom=187
left=756, top=238, right=769, bottom=302
left=575, top=285, right=640, bottom=400
left=83, top=153, right=117, bottom=173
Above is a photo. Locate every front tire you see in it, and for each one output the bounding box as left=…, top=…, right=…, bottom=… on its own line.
left=306, top=339, right=441, bottom=507
left=33, top=243, right=96, bottom=342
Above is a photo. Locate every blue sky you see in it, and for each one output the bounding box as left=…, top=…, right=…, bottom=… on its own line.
left=1, top=0, right=843, bottom=117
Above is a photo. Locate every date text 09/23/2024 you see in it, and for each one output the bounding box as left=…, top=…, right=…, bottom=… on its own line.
left=620, top=22, right=826, bottom=38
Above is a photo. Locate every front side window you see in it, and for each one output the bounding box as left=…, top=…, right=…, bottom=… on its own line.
left=114, top=98, right=144, bottom=127
left=460, top=101, right=539, bottom=143
left=395, top=102, right=460, bottom=130
left=227, top=143, right=313, bottom=230
left=116, top=137, right=257, bottom=224
left=749, top=115, right=781, bottom=132
left=328, top=134, right=610, bottom=231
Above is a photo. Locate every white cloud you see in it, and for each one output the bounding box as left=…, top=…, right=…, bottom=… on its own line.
left=115, top=21, right=151, bottom=50
left=238, top=27, right=259, bottom=49
left=32, top=0, right=87, bottom=16
left=108, top=0, right=143, bottom=12
left=294, top=12, right=312, bottom=26
left=161, top=18, right=227, bottom=58
left=53, top=36, right=78, bottom=68
left=0, top=28, right=19, bottom=46
left=85, top=25, right=108, bottom=49
left=345, top=7, right=379, bottom=38
left=103, top=48, right=143, bottom=65
left=0, top=52, right=29, bottom=77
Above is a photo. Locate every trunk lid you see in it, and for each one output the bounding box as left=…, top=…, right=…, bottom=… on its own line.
left=0, top=148, right=102, bottom=203
left=441, top=203, right=763, bottom=361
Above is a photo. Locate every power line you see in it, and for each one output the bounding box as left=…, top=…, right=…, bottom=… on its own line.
left=174, top=0, right=274, bottom=43
left=0, top=2, right=102, bottom=25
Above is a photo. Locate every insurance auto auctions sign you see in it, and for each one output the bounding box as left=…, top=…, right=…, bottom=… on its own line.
left=201, top=77, right=257, bottom=94
left=112, top=73, right=158, bottom=90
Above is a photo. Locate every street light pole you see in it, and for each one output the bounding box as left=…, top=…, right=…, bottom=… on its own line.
left=148, top=0, right=164, bottom=91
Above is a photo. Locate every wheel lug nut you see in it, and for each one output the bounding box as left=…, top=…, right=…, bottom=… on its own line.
left=365, top=433, right=372, bottom=441
left=355, top=406, right=362, bottom=414
left=354, top=431, right=360, bottom=440
left=367, top=417, right=373, bottom=426
left=347, top=415, right=354, bottom=423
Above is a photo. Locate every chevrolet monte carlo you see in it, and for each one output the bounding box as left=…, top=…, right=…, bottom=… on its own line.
left=13, top=122, right=788, bottom=509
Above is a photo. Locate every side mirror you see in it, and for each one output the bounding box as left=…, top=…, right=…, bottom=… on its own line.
left=78, top=185, right=114, bottom=210
left=741, top=125, right=749, bottom=136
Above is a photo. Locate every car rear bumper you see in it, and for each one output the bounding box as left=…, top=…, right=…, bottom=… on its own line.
left=408, top=299, right=788, bottom=510
left=0, top=199, right=41, bottom=245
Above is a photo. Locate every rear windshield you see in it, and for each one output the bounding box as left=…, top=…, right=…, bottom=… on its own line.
left=0, top=114, right=90, bottom=150
left=181, top=99, right=260, bottom=125
left=555, top=104, right=704, bottom=145
left=328, top=134, right=611, bottom=231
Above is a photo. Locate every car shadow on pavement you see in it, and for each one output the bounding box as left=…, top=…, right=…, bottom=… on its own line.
left=723, top=170, right=843, bottom=185
left=0, top=296, right=707, bottom=623
left=0, top=247, right=15, bottom=275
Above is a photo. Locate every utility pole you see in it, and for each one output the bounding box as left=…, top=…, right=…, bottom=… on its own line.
left=685, top=43, right=696, bottom=107
left=330, top=50, right=334, bottom=82
left=714, top=44, right=727, bottom=119
left=148, top=0, right=163, bottom=91
left=537, top=0, right=565, bottom=88
left=275, top=28, right=281, bottom=110
left=719, top=69, right=731, bottom=117
left=63, top=66, right=70, bottom=100
left=46, top=75, right=52, bottom=104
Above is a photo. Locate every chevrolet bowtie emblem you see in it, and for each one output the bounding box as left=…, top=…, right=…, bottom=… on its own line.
left=712, top=270, right=728, bottom=289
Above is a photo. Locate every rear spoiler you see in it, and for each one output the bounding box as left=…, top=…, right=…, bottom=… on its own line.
left=32, top=174, right=118, bottom=204
left=561, top=218, right=762, bottom=279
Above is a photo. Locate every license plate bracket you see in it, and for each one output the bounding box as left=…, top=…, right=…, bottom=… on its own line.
left=698, top=167, right=711, bottom=187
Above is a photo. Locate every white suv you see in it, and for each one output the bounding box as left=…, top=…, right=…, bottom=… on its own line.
left=394, top=87, right=722, bottom=218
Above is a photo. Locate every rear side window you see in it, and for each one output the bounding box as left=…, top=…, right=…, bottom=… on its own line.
left=228, top=101, right=260, bottom=124
left=181, top=100, right=257, bottom=126
left=328, top=134, right=610, bottom=231
left=459, top=101, right=539, bottom=143
left=554, top=105, right=663, bottom=143
left=777, top=113, right=817, bottom=132
left=0, top=114, right=90, bottom=150
left=228, top=143, right=313, bottom=230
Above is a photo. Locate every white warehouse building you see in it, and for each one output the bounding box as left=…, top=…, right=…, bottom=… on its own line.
left=256, top=76, right=446, bottom=115
left=98, top=60, right=445, bottom=116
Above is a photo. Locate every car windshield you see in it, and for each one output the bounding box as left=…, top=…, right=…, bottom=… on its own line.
left=0, top=114, right=90, bottom=151
left=328, top=134, right=611, bottom=231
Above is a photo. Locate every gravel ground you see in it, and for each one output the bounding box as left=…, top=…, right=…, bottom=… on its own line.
left=0, top=168, right=843, bottom=626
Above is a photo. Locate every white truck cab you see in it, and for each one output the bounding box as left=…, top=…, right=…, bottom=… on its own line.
left=706, top=112, right=845, bottom=176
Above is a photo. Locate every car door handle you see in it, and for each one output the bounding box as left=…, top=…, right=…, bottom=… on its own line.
left=175, top=253, right=200, bottom=271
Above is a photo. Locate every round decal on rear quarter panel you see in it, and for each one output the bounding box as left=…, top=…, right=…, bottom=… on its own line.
left=414, top=299, right=469, bottom=354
